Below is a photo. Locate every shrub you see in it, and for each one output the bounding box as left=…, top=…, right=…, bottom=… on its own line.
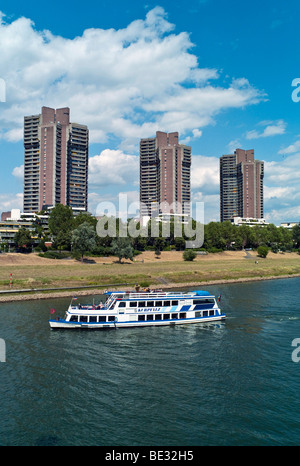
left=38, top=251, right=70, bottom=259
left=257, top=246, right=269, bottom=258
left=183, top=249, right=197, bottom=261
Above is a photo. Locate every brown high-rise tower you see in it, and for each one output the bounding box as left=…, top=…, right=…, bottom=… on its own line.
left=140, top=131, right=191, bottom=218
left=220, top=148, right=264, bottom=222
left=23, top=107, right=88, bottom=213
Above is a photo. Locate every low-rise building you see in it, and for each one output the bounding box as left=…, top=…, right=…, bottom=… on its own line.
left=230, top=217, right=269, bottom=227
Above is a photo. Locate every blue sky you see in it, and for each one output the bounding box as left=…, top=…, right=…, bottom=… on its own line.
left=1, top=0, right=300, bottom=224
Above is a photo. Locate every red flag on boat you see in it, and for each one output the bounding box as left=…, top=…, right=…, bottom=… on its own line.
left=50, top=308, right=56, bottom=314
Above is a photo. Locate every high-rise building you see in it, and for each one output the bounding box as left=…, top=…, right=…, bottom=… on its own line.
left=220, top=148, right=264, bottom=222
left=23, top=106, right=88, bottom=213
left=140, top=131, right=191, bottom=218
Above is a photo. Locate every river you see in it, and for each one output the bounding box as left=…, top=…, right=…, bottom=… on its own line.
left=1, top=277, right=300, bottom=446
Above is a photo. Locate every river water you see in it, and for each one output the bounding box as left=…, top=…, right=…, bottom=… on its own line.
left=1, top=277, right=300, bottom=446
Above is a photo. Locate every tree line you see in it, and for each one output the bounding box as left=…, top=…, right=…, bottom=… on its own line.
left=11, top=204, right=300, bottom=260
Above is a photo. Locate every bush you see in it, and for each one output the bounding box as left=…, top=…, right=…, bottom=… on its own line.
left=257, top=246, right=269, bottom=258
left=183, top=249, right=197, bottom=261
left=38, top=251, right=70, bottom=259
left=207, top=247, right=223, bottom=253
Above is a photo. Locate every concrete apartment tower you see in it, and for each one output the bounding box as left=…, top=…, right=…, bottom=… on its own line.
left=220, top=148, right=264, bottom=222
left=140, top=131, right=191, bottom=218
left=23, top=107, right=89, bottom=213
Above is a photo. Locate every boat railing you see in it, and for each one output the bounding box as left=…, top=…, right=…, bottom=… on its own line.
left=108, top=291, right=200, bottom=299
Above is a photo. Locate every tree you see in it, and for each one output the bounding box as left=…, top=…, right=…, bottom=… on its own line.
left=183, top=249, right=197, bottom=261
left=48, top=204, right=74, bottom=250
left=174, top=237, right=185, bottom=251
left=71, top=222, right=96, bottom=261
left=292, top=223, right=300, bottom=248
left=73, top=212, right=97, bottom=229
left=257, top=245, right=269, bottom=258
left=110, top=237, right=134, bottom=263
left=155, top=248, right=161, bottom=259
left=14, top=227, right=32, bottom=252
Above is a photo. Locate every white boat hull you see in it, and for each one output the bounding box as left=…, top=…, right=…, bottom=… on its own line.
left=49, top=314, right=226, bottom=329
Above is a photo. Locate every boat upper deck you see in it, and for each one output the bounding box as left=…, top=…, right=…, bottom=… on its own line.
left=104, top=290, right=214, bottom=300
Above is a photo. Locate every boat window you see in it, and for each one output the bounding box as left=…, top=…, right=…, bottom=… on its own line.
left=89, top=316, right=97, bottom=322
left=147, top=315, right=154, bottom=321
left=118, top=302, right=126, bottom=307
left=171, top=313, right=178, bottom=319
left=99, top=316, right=106, bottom=322
left=155, top=314, right=162, bottom=320
left=195, top=311, right=201, bottom=317
left=139, top=301, right=146, bottom=307
left=155, top=301, right=162, bottom=306
left=108, top=316, right=115, bottom=322
left=163, top=301, right=170, bottom=307
left=129, top=302, right=137, bottom=307
left=164, top=313, right=170, bottom=320
left=209, top=310, right=214, bottom=316
left=79, top=316, right=88, bottom=322
left=70, top=315, right=78, bottom=322
left=171, top=300, right=178, bottom=306
left=147, top=301, right=154, bottom=307
left=193, top=298, right=215, bottom=304
left=203, top=311, right=208, bottom=317
left=138, top=315, right=145, bottom=321
left=179, top=312, right=186, bottom=319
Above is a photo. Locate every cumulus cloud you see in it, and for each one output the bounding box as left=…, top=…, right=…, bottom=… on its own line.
left=246, top=120, right=286, bottom=140
left=0, top=7, right=264, bottom=144
left=191, top=155, right=219, bottom=193
left=89, top=149, right=139, bottom=187
left=264, top=153, right=300, bottom=222
left=0, top=193, right=23, bottom=212
left=12, top=164, right=24, bottom=179
left=278, top=139, right=300, bottom=155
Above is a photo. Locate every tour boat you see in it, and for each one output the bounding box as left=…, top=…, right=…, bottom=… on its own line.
left=49, top=289, right=225, bottom=329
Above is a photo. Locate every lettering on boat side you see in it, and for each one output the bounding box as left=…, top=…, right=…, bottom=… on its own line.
left=0, top=338, right=6, bottom=363
left=138, top=308, right=160, bottom=312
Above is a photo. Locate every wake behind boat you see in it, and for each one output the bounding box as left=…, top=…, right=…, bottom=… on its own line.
left=49, top=289, right=225, bottom=329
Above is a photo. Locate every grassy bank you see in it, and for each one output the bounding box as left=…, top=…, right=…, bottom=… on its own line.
left=0, top=250, right=300, bottom=302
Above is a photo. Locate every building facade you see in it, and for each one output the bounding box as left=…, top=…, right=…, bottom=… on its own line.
left=23, top=107, right=88, bottom=213
left=220, top=148, right=264, bottom=222
left=140, top=131, right=191, bottom=218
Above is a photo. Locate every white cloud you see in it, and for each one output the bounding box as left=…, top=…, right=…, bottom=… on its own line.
left=246, top=120, right=286, bottom=139
left=12, top=164, right=24, bottom=179
left=227, top=139, right=241, bottom=153
left=191, top=155, right=219, bottom=193
left=88, top=149, right=139, bottom=187
left=263, top=153, right=300, bottom=223
left=278, top=139, right=300, bottom=155
left=0, top=7, right=264, bottom=144
left=0, top=193, right=23, bottom=212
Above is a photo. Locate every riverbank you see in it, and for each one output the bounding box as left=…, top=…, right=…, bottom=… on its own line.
left=0, top=250, right=299, bottom=302
left=0, top=273, right=299, bottom=303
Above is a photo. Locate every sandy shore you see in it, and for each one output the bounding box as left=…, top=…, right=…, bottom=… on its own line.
left=0, top=250, right=299, bottom=303
left=0, top=272, right=299, bottom=303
